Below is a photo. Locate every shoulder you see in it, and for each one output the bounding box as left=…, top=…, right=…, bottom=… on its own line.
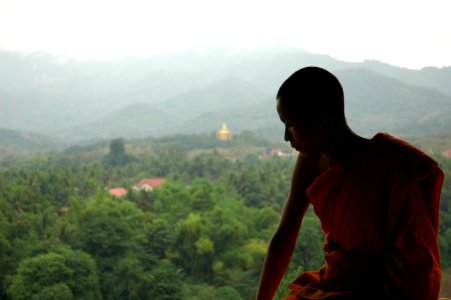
left=370, top=133, right=442, bottom=183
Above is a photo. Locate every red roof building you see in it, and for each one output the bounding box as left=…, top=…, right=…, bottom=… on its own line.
left=132, top=178, right=165, bottom=192
left=108, top=187, right=128, bottom=198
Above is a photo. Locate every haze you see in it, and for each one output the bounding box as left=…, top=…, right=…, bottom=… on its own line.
left=1, top=0, right=451, bottom=69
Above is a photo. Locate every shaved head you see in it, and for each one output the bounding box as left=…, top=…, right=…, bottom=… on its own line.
left=276, top=67, right=346, bottom=126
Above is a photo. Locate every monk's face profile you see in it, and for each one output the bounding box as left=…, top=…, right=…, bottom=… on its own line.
left=276, top=67, right=351, bottom=159
left=276, top=99, right=322, bottom=156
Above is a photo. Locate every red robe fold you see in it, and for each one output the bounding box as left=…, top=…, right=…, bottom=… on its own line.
left=284, top=133, right=444, bottom=300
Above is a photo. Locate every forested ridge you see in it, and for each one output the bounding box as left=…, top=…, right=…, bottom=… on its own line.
left=2, top=49, right=451, bottom=143
left=0, top=133, right=450, bottom=299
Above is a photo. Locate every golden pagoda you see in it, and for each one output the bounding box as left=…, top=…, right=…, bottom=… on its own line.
left=216, top=122, right=233, bottom=141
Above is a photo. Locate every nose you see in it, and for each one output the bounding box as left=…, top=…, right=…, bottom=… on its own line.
left=284, top=127, right=291, bottom=142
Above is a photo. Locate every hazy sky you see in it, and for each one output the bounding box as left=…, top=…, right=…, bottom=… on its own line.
left=0, top=0, right=450, bottom=69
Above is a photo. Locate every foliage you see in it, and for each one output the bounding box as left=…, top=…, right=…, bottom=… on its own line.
left=0, top=134, right=450, bottom=299
left=102, top=138, right=136, bottom=167
left=7, top=248, right=100, bottom=300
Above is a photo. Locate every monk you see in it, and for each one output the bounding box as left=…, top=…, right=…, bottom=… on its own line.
left=256, top=67, right=444, bottom=299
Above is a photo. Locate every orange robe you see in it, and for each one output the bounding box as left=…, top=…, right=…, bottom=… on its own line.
left=284, top=133, right=444, bottom=300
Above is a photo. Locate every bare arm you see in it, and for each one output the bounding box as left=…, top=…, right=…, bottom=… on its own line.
left=256, top=154, right=323, bottom=300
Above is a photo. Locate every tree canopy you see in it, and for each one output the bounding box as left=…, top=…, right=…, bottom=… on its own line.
left=0, top=134, right=450, bottom=299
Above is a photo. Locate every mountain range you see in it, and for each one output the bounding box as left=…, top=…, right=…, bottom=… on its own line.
left=1, top=47, right=451, bottom=149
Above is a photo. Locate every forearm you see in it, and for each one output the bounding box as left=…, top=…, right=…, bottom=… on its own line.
left=256, top=232, right=297, bottom=300
left=256, top=155, right=317, bottom=299
left=256, top=196, right=308, bottom=300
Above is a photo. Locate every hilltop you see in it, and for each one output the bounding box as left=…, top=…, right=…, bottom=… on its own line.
left=1, top=47, right=450, bottom=145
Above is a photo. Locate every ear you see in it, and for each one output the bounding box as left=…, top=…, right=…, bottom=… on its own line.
left=316, top=110, right=336, bottom=136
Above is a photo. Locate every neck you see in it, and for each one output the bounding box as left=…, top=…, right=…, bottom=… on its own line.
left=322, top=126, right=369, bottom=162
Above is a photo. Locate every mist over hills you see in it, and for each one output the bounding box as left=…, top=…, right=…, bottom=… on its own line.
left=0, top=128, right=63, bottom=157
left=1, top=47, right=451, bottom=148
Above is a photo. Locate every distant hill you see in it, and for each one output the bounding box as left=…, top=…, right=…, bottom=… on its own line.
left=337, top=68, right=451, bottom=136
left=0, top=128, right=63, bottom=158
left=175, top=68, right=451, bottom=139
left=1, top=48, right=450, bottom=144
left=167, top=99, right=281, bottom=138
left=64, top=76, right=273, bottom=141
left=66, top=68, right=451, bottom=141
left=360, top=60, right=451, bottom=97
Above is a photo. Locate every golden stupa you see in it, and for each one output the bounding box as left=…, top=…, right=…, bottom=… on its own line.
left=216, top=122, right=233, bottom=141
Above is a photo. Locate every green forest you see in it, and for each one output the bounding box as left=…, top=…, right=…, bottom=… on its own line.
left=0, top=132, right=450, bottom=299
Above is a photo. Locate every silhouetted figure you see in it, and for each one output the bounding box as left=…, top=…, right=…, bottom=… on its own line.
left=256, top=67, right=444, bottom=300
